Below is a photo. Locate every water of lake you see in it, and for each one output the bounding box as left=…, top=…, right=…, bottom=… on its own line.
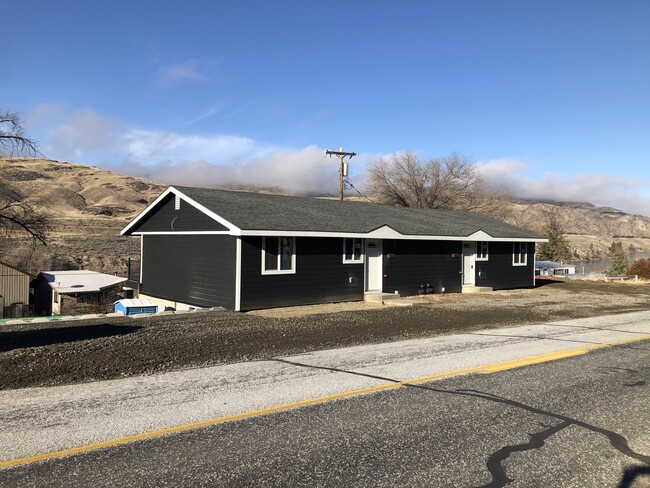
left=573, top=251, right=650, bottom=274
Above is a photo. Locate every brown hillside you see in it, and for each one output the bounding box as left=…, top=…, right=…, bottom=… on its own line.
left=499, top=200, right=650, bottom=259
left=0, top=157, right=165, bottom=275
left=1, top=157, right=649, bottom=275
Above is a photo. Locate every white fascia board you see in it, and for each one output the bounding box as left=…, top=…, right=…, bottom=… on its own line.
left=120, top=186, right=241, bottom=236
left=238, top=229, right=547, bottom=242
left=131, top=231, right=232, bottom=236
left=171, top=187, right=240, bottom=233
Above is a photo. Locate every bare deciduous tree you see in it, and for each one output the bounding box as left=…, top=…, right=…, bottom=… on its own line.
left=0, top=109, right=50, bottom=244
left=1, top=110, right=39, bottom=156
left=366, top=151, right=507, bottom=216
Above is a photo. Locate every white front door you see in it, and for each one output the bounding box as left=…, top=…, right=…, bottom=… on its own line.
left=462, top=242, right=475, bottom=286
left=365, top=239, right=383, bottom=291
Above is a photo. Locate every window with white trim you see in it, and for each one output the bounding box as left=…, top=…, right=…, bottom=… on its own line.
left=513, top=242, right=528, bottom=266
left=476, top=241, right=489, bottom=261
left=343, top=238, right=364, bottom=263
left=262, top=236, right=296, bottom=274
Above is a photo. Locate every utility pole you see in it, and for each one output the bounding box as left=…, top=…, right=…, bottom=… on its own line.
left=326, top=147, right=357, bottom=200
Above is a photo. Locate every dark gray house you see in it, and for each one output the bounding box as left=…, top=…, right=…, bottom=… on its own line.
left=121, top=186, right=545, bottom=311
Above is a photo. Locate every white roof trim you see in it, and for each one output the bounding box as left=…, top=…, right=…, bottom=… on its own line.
left=131, top=231, right=231, bottom=236
left=121, top=186, right=241, bottom=236
left=127, top=227, right=546, bottom=242
left=122, top=186, right=546, bottom=242
left=238, top=229, right=547, bottom=242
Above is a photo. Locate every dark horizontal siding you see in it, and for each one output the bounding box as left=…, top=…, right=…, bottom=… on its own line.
left=240, top=237, right=363, bottom=311
left=476, top=242, right=535, bottom=290
left=131, top=193, right=228, bottom=233
left=382, top=239, right=463, bottom=296
left=141, top=235, right=236, bottom=309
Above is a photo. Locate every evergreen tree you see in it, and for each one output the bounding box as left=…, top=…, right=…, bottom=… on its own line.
left=606, top=241, right=629, bottom=276
left=537, top=215, right=572, bottom=262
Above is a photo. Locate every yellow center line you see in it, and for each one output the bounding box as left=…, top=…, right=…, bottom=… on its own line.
left=2, top=333, right=649, bottom=469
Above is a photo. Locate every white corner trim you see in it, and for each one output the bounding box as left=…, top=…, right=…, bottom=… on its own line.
left=139, top=235, right=143, bottom=284
left=235, top=237, right=242, bottom=311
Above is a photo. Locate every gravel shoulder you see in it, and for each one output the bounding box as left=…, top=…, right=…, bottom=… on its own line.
left=2, top=279, right=649, bottom=390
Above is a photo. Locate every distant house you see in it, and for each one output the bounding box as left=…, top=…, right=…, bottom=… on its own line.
left=31, top=270, right=128, bottom=316
left=0, top=261, right=32, bottom=318
left=535, top=261, right=576, bottom=277
left=121, top=186, right=546, bottom=312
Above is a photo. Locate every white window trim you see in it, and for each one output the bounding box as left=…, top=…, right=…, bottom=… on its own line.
left=476, top=241, right=489, bottom=261
left=513, top=242, right=528, bottom=266
left=261, top=236, right=297, bottom=275
left=342, top=237, right=364, bottom=264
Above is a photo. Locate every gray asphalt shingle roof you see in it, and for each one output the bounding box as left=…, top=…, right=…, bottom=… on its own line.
left=174, top=186, right=541, bottom=239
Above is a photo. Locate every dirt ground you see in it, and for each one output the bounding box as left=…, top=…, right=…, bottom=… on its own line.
left=2, top=278, right=650, bottom=390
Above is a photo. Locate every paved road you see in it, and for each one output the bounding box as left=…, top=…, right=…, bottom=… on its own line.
left=1, top=312, right=649, bottom=486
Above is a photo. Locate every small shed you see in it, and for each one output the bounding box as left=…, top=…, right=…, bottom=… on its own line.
left=114, top=298, right=158, bottom=316
left=535, top=261, right=576, bottom=276
left=31, top=270, right=128, bottom=316
left=0, top=261, right=33, bottom=318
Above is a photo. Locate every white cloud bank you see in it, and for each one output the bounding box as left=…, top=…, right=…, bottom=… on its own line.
left=37, top=107, right=354, bottom=196
left=478, top=159, right=650, bottom=217
left=31, top=106, right=650, bottom=216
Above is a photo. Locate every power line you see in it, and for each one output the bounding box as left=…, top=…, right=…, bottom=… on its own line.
left=293, top=153, right=327, bottom=189
left=344, top=177, right=375, bottom=203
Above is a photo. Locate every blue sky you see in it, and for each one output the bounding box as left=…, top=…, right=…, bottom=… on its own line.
left=4, top=1, right=650, bottom=214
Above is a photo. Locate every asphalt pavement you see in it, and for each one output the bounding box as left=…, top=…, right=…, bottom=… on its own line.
left=1, top=311, right=649, bottom=486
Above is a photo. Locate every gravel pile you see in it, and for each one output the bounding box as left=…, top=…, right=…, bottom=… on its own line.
left=1, top=279, right=649, bottom=390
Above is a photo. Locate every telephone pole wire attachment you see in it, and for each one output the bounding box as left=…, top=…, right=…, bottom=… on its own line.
left=326, top=147, right=357, bottom=200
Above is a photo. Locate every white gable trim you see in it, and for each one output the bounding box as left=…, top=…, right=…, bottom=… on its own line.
left=121, top=186, right=241, bottom=236
left=466, top=229, right=493, bottom=241
left=366, top=225, right=403, bottom=239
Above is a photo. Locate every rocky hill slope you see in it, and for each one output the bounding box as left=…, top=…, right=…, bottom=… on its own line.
left=499, top=199, right=650, bottom=260
left=0, top=157, right=165, bottom=275
left=1, top=157, right=649, bottom=275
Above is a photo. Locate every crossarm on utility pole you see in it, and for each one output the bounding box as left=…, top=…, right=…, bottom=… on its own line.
left=325, top=147, right=357, bottom=200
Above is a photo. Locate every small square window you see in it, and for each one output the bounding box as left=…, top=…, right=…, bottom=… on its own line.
left=513, top=242, right=528, bottom=266
left=343, top=238, right=364, bottom=264
left=476, top=241, right=489, bottom=261
left=262, top=236, right=296, bottom=274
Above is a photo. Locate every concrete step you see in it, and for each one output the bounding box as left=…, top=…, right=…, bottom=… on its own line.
left=364, top=292, right=400, bottom=303
left=383, top=298, right=425, bottom=307
left=461, top=286, right=493, bottom=294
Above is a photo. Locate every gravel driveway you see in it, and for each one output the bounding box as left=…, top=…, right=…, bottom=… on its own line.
left=1, top=279, right=649, bottom=390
